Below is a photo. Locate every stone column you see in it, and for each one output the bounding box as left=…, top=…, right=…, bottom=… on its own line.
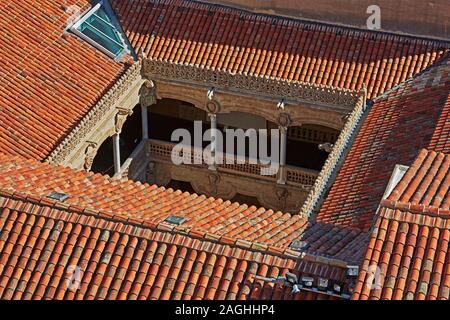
left=113, top=133, right=121, bottom=177
left=276, top=112, right=291, bottom=185
left=141, top=105, right=149, bottom=140
left=277, top=125, right=287, bottom=184
left=139, top=80, right=156, bottom=141
left=209, top=113, right=217, bottom=171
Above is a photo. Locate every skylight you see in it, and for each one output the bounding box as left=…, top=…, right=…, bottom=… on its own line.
left=71, top=3, right=128, bottom=59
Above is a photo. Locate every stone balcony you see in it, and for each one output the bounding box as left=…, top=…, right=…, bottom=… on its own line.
left=121, top=139, right=319, bottom=213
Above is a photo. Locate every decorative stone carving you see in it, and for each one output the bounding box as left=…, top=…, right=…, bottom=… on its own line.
left=83, top=141, right=98, bottom=171
left=207, top=172, right=221, bottom=196
left=300, top=87, right=368, bottom=218
left=145, top=161, right=156, bottom=184
left=143, top=59, right=361, bottom=109
left=277, top=112, right=292, bottom=128
left=47, top=61, right=142, bottom=165
left=139, top=80, right=156, bottom=108
left=206, top=99, right=221, bottom=114
left=276, top=186, right=290, bottom=211
left=114, top=108, right=133, bottom=134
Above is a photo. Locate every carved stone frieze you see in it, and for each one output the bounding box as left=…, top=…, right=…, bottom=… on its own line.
left=143, top=59, right=361, bottom=110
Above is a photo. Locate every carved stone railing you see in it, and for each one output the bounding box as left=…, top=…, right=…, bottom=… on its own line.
left=143, top=59, right=360, bottom=110
left=146, top=139, right=318, bottom=187
left=287, top=166, right=319, bottom=186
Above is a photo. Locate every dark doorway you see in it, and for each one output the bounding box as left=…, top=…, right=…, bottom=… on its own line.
left=91, top=136, right=115, bottom=176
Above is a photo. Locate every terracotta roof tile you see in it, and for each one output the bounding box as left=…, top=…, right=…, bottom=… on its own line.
left=317, top=58, right=450, bottom=230
left=352, top=149, right=450, bottom=300
left=0, top=0, right=129, bottom=160
left=0, top=194, right=350, bottom=300
left=0, top=154, right=364, bottom=299
left=0, top=152, right=364, bottom=256
left=111, top=0, right=449, bottom=98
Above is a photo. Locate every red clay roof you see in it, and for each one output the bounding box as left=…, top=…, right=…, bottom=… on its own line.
left=0, top=153, right=365, bottom=299
left=0, top=153, right=367, bottom=257
left=0, top=0, right=130, bottom=161
left=316, top=57, right=450, bottom=230
left=0, top=195, right=300, bottom=300
left=111, top=0, right=449, bottom=99
left=352, top=149, right=450, bottom=300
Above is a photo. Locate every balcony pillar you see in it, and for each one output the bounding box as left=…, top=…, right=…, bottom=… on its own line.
left=141, top=105, right=149, bottom=140
left=208, top=113, right=217, bottom=171
left=113, top=133, right=121, bottom=177
left=277, top=126, right=287, bottom=184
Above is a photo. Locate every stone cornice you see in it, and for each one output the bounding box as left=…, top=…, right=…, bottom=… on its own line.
left=46, top=61, right=143, bottom=165
left=143, top=59, right=361, bottom=111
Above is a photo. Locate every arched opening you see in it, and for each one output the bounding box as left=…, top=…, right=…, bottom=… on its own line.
left=217, top=112, right=274, bottom=160
left=91, top=105, right=142, bottom=176
left=91, top=136, right=114, bottom=176
left=148, top=98, right=209, bottom=146
left=120, top=107, right=142, bottom=159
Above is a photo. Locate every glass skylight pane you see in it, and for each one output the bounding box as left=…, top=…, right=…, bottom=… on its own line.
left=71, top=4, right=126, bottom=58
left=79, top=23, right=123, bottom=55
left=86, top=14, right=121, bottom=43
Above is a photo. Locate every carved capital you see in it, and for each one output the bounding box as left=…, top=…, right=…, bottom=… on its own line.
left=139, top=80, right=156, bottom=108
left=115, top=108, right=133, bottom=134
left=83, top=141, right=98, bottom=171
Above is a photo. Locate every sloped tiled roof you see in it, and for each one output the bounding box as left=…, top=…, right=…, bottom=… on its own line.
left=0, top=195, right=300, bottom=300
left=111, top=0, right=449, bottom=98
left=0, top=153, right=367, bottom=256
left=316, top=57, right=450, bottom=230
left=0, top=0, right=130, bottom=161
left=352, top=149, right=450, bottom=300
left=0, top=153, right=367, bottom=299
